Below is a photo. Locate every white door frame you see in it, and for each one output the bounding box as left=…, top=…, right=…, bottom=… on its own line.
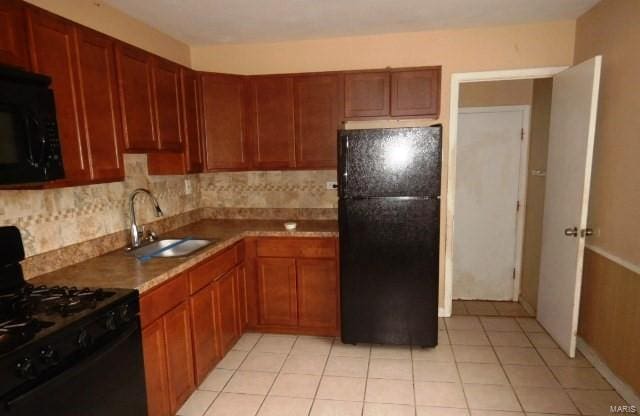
left=444, top=66, right=568, bottom=317
left=455, top=105, right=531, bottom=301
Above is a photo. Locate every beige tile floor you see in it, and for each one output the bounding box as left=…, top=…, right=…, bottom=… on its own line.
left=177, top=301, right=627, bottom=416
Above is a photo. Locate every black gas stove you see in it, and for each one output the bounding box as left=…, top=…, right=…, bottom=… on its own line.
left=0, top=226, right=147, bottom=416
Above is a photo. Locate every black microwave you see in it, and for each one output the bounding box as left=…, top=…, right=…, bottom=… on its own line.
left=0, top=65, right=64, bottom=186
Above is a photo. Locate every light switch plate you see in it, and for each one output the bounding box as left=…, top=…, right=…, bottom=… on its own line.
left=326, top=181, right=338, bottom=190
left=184, top=179, right=193, bottom=195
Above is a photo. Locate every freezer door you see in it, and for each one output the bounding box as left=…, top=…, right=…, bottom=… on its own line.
left=339, top=197, right=439, bottom=346
left=338, top=126, right=441, bottom=198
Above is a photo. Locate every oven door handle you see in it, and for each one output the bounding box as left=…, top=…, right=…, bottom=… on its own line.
left=4, top=320, right=141, bottom=410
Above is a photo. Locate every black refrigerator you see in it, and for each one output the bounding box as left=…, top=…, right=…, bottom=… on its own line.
left=338, top=125, right=441, bottom=347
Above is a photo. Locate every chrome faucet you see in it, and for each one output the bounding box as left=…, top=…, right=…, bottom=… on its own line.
left=128, top=188, right=163, bottom=249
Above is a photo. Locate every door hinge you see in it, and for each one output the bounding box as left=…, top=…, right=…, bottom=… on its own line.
left=516, top=200, right=520, bottom=211
left=513, top=269, right=516, bottom=280
left=520, top=128, right=524, bottom=141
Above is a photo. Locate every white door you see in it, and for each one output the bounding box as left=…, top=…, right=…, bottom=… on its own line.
left=453, top=106, right=529, bottom=300
left=537, top=56, right=602, bottom=357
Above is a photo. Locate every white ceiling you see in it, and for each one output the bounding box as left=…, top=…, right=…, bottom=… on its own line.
left=101, top=0, right=599, bottom=45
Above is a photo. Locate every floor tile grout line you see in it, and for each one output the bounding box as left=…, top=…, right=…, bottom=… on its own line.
left=253, top=334, right=298, bottom=416
left=309, top=336, right=335, bottom=415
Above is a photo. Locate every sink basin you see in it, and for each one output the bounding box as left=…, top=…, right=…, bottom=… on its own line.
left=127, top=239, right=215, bottom=258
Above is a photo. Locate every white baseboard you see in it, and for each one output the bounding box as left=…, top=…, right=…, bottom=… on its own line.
left=577, top=337, right=640, bottom=407
left=519, top=297, right=536, bottom=316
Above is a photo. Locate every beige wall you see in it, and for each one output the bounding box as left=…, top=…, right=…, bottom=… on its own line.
left=23, top=0, right=190, bottom=66
left=573, top=0, right=640, bottom=394
left=459, top=80, right=533, bottom=108
left=574, top=0, right=640, bottom=266
left=520, top=78, right=553, bottom=312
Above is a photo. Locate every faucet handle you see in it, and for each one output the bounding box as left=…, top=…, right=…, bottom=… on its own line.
left=147, top=230, right=158, bottom=242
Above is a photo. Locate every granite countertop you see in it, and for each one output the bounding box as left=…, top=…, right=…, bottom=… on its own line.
left=29, top=219, right=338, bottom=294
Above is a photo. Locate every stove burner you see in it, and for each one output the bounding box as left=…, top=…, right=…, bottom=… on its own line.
left=0, top=317, right=54, bottom=355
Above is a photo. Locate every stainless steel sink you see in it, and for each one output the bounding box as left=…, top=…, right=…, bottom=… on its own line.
left=127, top=239, right=215, bottom=258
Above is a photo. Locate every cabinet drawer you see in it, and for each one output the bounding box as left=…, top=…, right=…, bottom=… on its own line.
left=188, top=245, right=238, bottom=293
left=257, top=238, right=335, bottom=258
left=140, top=272, right=188, bottom=328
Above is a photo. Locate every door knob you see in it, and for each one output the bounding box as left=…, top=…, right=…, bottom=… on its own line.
left=564, top=227, right=578, bottom=237
left=581, top=228, right=594, bottom=237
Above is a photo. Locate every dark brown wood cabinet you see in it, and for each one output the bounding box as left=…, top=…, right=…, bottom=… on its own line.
left=189, top=284, right=219, bottom=385
left=391, top=68, right=440, bottom=117
left=74, top=26, right=124, bottom=182
left=0, top=0, right=29, bottom=69
left=249, top=76, right=296, bottom=169
left=344, top=71, right=390, bottom=118
left=200, top=73, right=250, bottom=170
left=294, top=74, right=342, bottom=168
left=297, top=259, right=339, bottom=330
left=142, top=319, right=171, bottom=416
left=257, top=257, right=299, bottom=327
left=152, top=57, right=182, bottom=151
left=163, top=302, right=195, bottom=414
left=235, top=264, right=249, bottom=333
left=26, top=7, right=89, bottom=182
left=115, top=42, right=156, bottom=151
left=214, top=269, right=240, bottom=352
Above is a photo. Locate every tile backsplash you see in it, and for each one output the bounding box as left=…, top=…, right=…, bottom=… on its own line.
left=0, top=156, right=337, bottom=258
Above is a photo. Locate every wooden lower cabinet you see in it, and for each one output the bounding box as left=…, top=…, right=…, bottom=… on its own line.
left=296, top=258, right=339, bottom=330
left=214, top=269, right=240, bottom=353
left=235, top=264, right=249, bottom=333
left=189, top=285, right=219, bottom=386
left=142, top=319, right=171, bottom=416
left=257, top=257, right=298, bottom=327
left=163, top=302, right=195, bottom=414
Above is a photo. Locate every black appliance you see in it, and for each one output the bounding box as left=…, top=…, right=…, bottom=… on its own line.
left=338, top=126, right=442, bottom=347
left=0, top=65, right=64, bottom=186
left=0, top=226, right=147, bottom=415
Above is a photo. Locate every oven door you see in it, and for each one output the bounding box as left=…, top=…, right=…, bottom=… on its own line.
left=2, top=321, right=148, bottom=416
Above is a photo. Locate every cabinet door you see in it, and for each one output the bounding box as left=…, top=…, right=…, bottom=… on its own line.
left=115, top=43, right=156, bottom=151
left=26, top=8, right=89, bottom=182
left=214, top=270, right=239, bottom=353
left=257, top=258, right=298, bottom=326
left=390, top=68, right=440, bottom=117
left=200, top=73, right=250, bottom=170
left=297, top=259, right=339, bottom=331
left=0, top=0, right=29, bottom=69
left=344, top=72, right=390, bottom=118
left=235, top=264, right=248, bottom=333
left=152, top=58, right=182, bottom=151
left=249, top=76, right=296, bottom=169
left=294, top=74, right=342, bottom=168
left=163, top=302, right=195, bottom=414
left=142, top=319, right=171, bottom=416
left=189, top=285, right=219, bottom=385
left=74, top=26, right=124, bottom=182
left=181, top=68, right=203, bottom=172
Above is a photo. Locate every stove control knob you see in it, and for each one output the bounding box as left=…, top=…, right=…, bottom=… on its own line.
left=104, top=311, right=117, bottom=331
left=39, top=346, right=59, bottom=365
left=118, top=304, right=130, bottom=322
left=16, top=357, right=37, bottom=380
left=77, top=329, right=92, bottom=348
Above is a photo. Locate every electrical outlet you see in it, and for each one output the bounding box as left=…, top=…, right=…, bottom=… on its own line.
left=326, top=181, right=338, bottom=190
left=184, top=179, right=193, bottom=195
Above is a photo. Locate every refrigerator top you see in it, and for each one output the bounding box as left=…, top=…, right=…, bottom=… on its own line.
left=338, top=125, right=442, bottom=198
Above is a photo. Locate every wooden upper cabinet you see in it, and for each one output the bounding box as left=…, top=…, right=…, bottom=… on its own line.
left=163, top=302, right=195, bottom=414
left=25, top=7, right=89, bottom=182
left=0, top=0, right=29, bottom=69
left=294, top=74, right=342, bottom=168
left=296, top=258, right=339, bottom=330
left=249, top=76, right=296, bottom=169
left=391, top=68, right=441, bottom=117
left=152, top=57, right=182, bottom=151
left=257, top=257, right=298, bottom=327
left=142, top=319, right=171, bottom=416
left=181, top=68, right=203, bottom=171
left=115, top=42, right=156, bottom=151
left=74, top=27, right=124, bottom=182
left=200, top=73, right=250, bottom=170
left=344, top=71, right=390, bottom=118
